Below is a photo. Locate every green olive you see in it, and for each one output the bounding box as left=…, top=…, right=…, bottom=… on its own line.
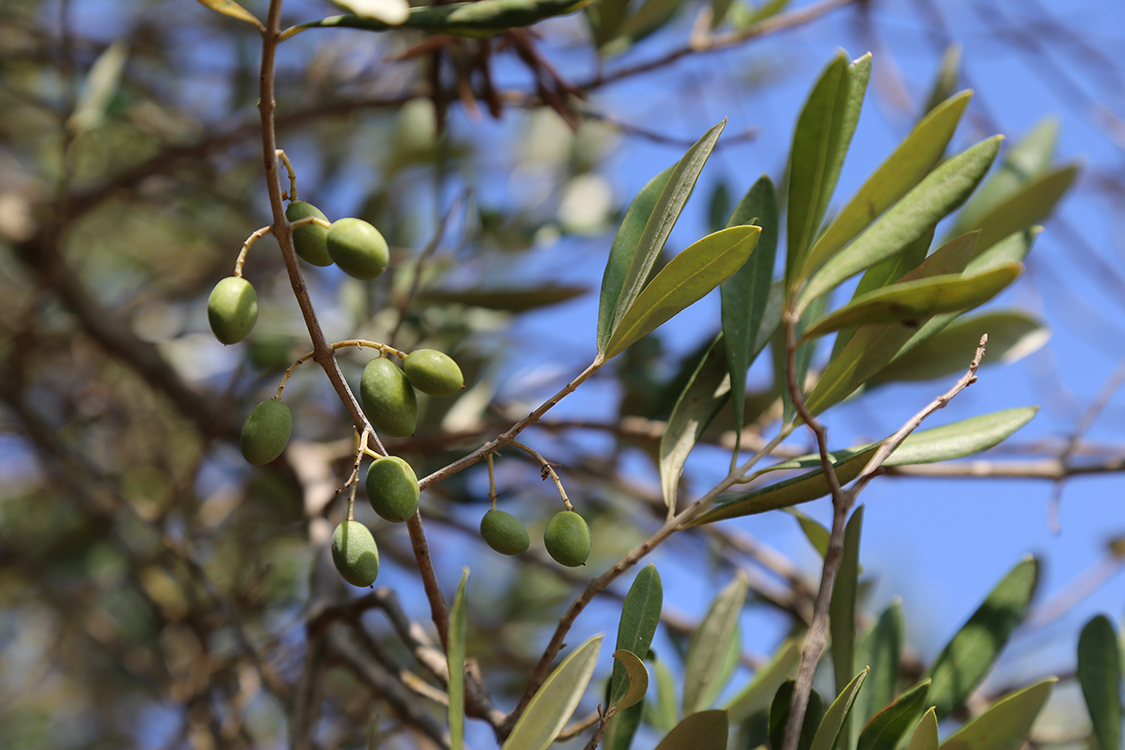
left=404, top=349, right=464, bottom=397
left=286, top=201, right=333, bottom=267
left=480, top=510, right=530, bottom=556
left=360, top=358, right=418, bottom=438
left=331, top=520, right=380, bottom=587
left=366, top=456, right=420, bottom=523
left=327, top=218, right=389, bottom=280
left=207, top=276, right=258, bottom=345
left=240, top=399, right=292, bottom=465
left=543, top=511, right=591, bottom=567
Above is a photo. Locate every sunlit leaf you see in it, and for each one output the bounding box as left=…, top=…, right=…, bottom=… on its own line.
left=502, top=634, right=604, bottom=750
left=612, top=651, right=650, bottom=711
left=922, top=45, right=962, bottom=117
left=68, top=41, right=130, bottom=134
left=856, top=680, right=929, bottom=750
left=1077, top=615, right=1122, bottom=750
left=938, top=679, right=1055, bottom=750
left=785, top=508, right=829, bottom=557
left=604, top=226, right=760, bottom=360
left=448, top=569, right=469, bottom=750
left=726, top=637, right=801, bottom=724
left=334, top=0, right=410, bottom=24
left=953, top=164, right=1078, bottom=252
left=882, top=407, right=1038, bottom=467
left=661, top=335, right=731, bottom=509
left=808, top=668, right=868, bottom=750
left=684, top=573, right=750, bottom=716
left=195, top=0, right=264, bottom=28
left=830, top=507, right=864, bottom=699
left=925, top=558, right=1038, bottom=720
left=655, top=710, right=729, bottom=750
left=797, top=136, right=1002, bottom=314
left=610, top=565, right=662, bottom=706
left=908, top=709, right=939, bottom=750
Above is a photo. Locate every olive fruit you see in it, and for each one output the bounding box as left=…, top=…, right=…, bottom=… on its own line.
left=240, top=399, right=292, bottom=465
left=543, top=511, right=591, bottom=567
left=366, top=456, right=420, bottom=523
left=404, top=349, right=464, bottom=397
left=286, top=201, right=333, bottom=267
left=327, top=218, right=389, bottom=280
left=207, top=276, right=258, bottom=345
left=331, top=520, right=380, bottom=587
left=480, top=510, right=530, bottom=556
left=360, top=358, right=418, bottom=438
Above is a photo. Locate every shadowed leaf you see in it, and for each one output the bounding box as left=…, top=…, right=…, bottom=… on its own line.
left=856, top=680, right=929, bottom=750
left=1077, top=615, right=1122, bottom=750
left=655, top=710, right=729, bottom=750
left=726, top=637, right=801, bottom=724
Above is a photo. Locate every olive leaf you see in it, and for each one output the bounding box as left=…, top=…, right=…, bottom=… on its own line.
left=1077, top=615, right=1122, bottom=750
left=770, top=681, right=825, bottom=750
left=938, top=679, right=1055, bottom=750
left=419, top=285, right=587, bottom=313
left=856, top=679, right=929, bottom=750
left=609, top=565, right=662, bottom=707
left=611, top=651, right=650, bottom=711
left=951, top=164, right=1079, bottom=252
left=922, top=44, right=962, bottom=117
left=830, top=506, right=864, bottom=698
left=683, top=572, right=749, bottom=716
left=907, top=708, right=939, bottom=750
left=195, top=0, right=264, bottom=29
left=725, top=637, right=800, bottom=724
left=654, top=710, right=729, bottom=750
left=851, top=600, right=905, bottom=737
left=807, top=668, right=868, bottom=750
left=448, top=569, right=469, bottom=750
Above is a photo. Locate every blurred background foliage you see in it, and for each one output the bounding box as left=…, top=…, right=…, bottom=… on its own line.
left=1, top=0, right=1125, bottom=748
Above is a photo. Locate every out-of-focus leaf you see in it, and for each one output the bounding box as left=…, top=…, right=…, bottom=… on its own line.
left=804, top=231, right=979, bottom=416
left=953, top=164, right=1079, bottom=252
left=797, top=136, right=1002, bottom=314
left=708, top=181, right=733, bottom=234
left=922, top=45, right=962, bottom=117
left=870, top=312, right=1049, bottom=385
left=721, top=175, right=780, bottom=445
left=604, top=701, right=644, bottom=750
left=808, top=668, right=869, bottom=750
left=742, top=0, right=788, bottom=26
left=661, top=335, right=731, bottom=509
left=1077, top=615, right=1122, bottom=750
left=803, top=264, right=1023, bottom=340
left=770, top=681, right=825, bottom=750
left=619, top=0, right=689, bottom=44
left=925, top=558, right=1039, bottom=720
left=590, top=0, right=633, bottom=47
left=908, top=709, right=939, bottom=750
left=726, top=637, right=801, bottom=724
left=607, top=121, right=726, bottom=348
left=420, top=285, right=587, bottom=312
left=448, top=569, right=469, bottom=750
left=782, top=292, right=828, bottom=425
left=652, top=659, right=679, bottom=733
left=786, top=53, right=870, bottom=289
left=684, top=573, right=750, bottom=715
left=710, top=0, right=733, bottom=29
left=851, top=601, right=904, bottom=738
left=785, top=508, right=829, bottom=557
left=195, top=0, right=263, bottom=28
left=599, top=167, right=674, bottom=351
left=612, top=651, right=650, bottom=711
left=856, top=680, right=929, bottom=750
left=830, top=507, right=864, bottom=699
left=502, top=634, right=603, bottom=750
left=68, top=41, right=130, bottom=134
left=882, top=407, right=1038, bottom=467
left=655, top=710, right=729, bottom=750
left=604, top=226, right=760, bottom=360
left=804, top=91, right=972, bottom=276
left=335, top=0, right=410, bottom=25
left=610, top=565, right=663, bottom=706
left=938, top=679, right=1055, bottom=750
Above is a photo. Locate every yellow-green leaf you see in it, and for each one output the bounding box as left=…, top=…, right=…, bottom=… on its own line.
left=654, top=710, right=729, bottom=750
left=938, top=679, right=1055, bottom=750
left=448, top=568, right=469, bottom=750
left=611, top=651, right=649, bottom=711
left=954, top=164, right=1079, bottom=252
left=683, top=573, right=749, bottom=715
left=908, top=708, right=939, bottom=750
left=725, top=637, right=800, bottom=724
left=808, top=668, right=869, bottom=750
left=195, top=0, right=264, bottom=29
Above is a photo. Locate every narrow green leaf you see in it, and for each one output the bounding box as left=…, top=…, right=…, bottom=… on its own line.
left=611, top=121, right=727, bottom=336
left=421, top=285, right=587, bottom=313
left=655, top=710, right=729, bottom=750
left=610, top=565, right=663, bottom=706
left=652, top=659, right=680, bottom=733
left=770, top=682, right=826, bottom=750
left=502, top=634, right=604, bottom=750
left=925, top=558, right=1039, bottom=720
left=599, top=166, right=675, bottom=351
left=448, top=569, right=469, bottom=750
left=1077, top=615, right=1122, bottom=750
left=808, top=668, right=869, bottom=750
left=856, top=680, right=929, bottom=750
left=619, top=0, right=688, bottom=44
left=726, top=637, right=801, bottom=724
left=68, top=41, right=130, bottom=134
left=851, top=601, right=905, bottom=736
left=707, top=623, right=744, bottom=712
left=785, top=508, right=830, bottom=557
left=798, top=136, right=1003, bottom=314
left=684, top=573, right=750, bottom=715
left=722, top=176, right=780, bottom=444
left=288, top=0, right=596, bottom=37
left=869, top=312, right=1048, bottom=385
left=195, top=0, right=264, bottom=28
left=882, top=407, right=1038, bottom=467
left=954, top=164, right=1078, bottom=252
left=938, top=679, right=1055, bottom=750
left=782, top=292, right=829, bottom=425
left=590, top=0, right=633, bottom=47
left=803, top=264, right=1023, bottom=340
left=805, top=91, right=972, bottom=276
left=661, top=335, right=731, bottom=509
left=908, top=709, right=939, bottom=750
left=831, top=507, right=864, bottom=700
left=922, top=45, right=962, bottom=117
left=612, top=651, right=650, bottom=711
left=603, top=702, right=644, bottom=750
left=786, top=53, right=870, bottom=289
left=605, top=225, right=761, bottom=360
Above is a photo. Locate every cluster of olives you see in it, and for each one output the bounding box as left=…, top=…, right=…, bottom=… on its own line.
left=479, top=508, right=592, bottom=567
left=359, top=351, right=463, bottom=438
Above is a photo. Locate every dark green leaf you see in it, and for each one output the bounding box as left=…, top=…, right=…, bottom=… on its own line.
left=938, top=679, right=1055, bottom=750
left=1078, top=615, right=1122, bottom=750
left=684, top=573, right=750, bottom=715
left=925, top=558, right=1039, bottom=720
left=856, top=680, right=929, bottom=750
left=770, top=681, right=825, bottom=750
left=590, top=0, right=633, bottom=47
left=831, top=507, right=864, bottom=699
left=610, top=565, right=663, bottom=706
left=655, top=710, right=729, bottom=750
left=721, top=175, right=780, bottom=446
left=420, top=285, right=587, bottom=313
left=448, top=569, right=469, bottom=750
left=727, top=638, right=801, bottom=724
left=797, top=136, right=1002, bottom=314
left=808, top=668, right=869, bottom=750
left=619, top=0, right=689, bottom=45
left=605, top=225, right=760, bottom=360
left=661, top=335, right=731, bottom=509
left=922, top=45, right=962, bottom=117
left=851, top=601, right=905, bottom=739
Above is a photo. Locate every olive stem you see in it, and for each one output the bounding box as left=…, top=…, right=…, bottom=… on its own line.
left=512, top=440, right=571, bottom=510
left=275, top=339, right=409, bottom=400
left=486, top=453, right=497, bottom=511
left=233, top=224, right=274, bottom=278
left=288, top=215, right=332, bottom=231
left=340, top=429, right=370, bottom=495
left=276, top=148, right=298, bottom=201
